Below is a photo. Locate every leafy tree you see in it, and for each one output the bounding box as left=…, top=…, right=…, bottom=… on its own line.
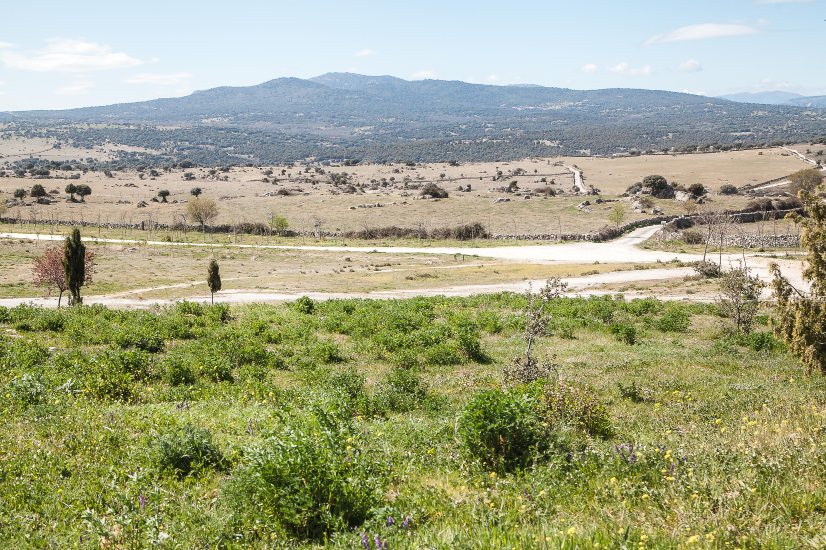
left=207, top=259, right=221, bottom=305
left=608, top=203, right=626, bottom=229
left=771, top=181, right=826, bottom=372
left=788, top=168, right=823, bottom=195
left=75, top=184, right=92, bottom=202
left=158, top=190, right=170, bottom=203
left=269, top=214, right=289, bottom=236
left=13, top=188, right=27, bottom=199
left=63, top=229, right=88, bottom=306
left=33, top=244, right=94, bottom=307
left=30, top=184, right=47, bottom=198
left=186, top=197, right=219, bottom=232
left=718, top=266, right=764, bottom=334
left=65, top=183, right=77, bottom=201
left=190, top=187, right=202, bottom=197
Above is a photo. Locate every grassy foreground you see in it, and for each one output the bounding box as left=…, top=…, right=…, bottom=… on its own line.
left=1, top=295, right=824, bottom=548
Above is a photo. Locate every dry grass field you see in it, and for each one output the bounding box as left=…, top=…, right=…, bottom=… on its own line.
left=0, top=236, right=639, bottom=301
left=0, top=145, right=812, bottom=235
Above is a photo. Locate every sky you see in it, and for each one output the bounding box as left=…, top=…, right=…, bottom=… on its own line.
left=0, top=0, right=823, bottom=110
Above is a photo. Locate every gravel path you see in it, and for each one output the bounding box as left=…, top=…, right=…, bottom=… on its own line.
left=0, top=226, right=805, bottom=309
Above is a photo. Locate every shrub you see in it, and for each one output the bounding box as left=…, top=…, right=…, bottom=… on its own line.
left=457, top=388, right=547, bottom=473
left=6, top=373, right=47, bottom=407
left=743, top=331, right=781, bottom=353
left=611, top=322, right=637, bottom=345
left=543, top=382, right=613, bottom=438
left=659, top=305, right=691, bottom=332
left=162, top=355, right=196, bottom=386
left=375, top=367, right=428, bottom=413
left=293, top=296, right=316, bottom=315
left=154, top=424, right=226, bottom=478
left=681, top=230, right=705, bottom=245
left=719, top=184, right=738, bottom=195
left=694, top=260, right=722, bottom=278
left=225, top=415, right=384, bottom=541
left=82, top=349, right=153, bottom=402
left=113, top=326, right=164, bottom=353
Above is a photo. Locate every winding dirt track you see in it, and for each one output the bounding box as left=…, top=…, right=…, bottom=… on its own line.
left=0, top=226, right=805, bottom=308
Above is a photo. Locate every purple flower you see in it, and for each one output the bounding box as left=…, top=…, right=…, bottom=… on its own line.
left=387, top=516, right=395, bottom=527
left=374, top=534, right=387, bottom=549
left=361, top=533, right=370, bottom=549
left=402, top=516, right=411, bottom=529
left=138, top=493, right=146, bottom=511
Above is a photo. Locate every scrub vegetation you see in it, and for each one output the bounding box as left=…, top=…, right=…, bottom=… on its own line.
left=1, top=292, right=822, bottom=548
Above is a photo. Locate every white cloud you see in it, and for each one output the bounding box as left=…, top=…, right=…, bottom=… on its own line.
left=412, top=70, right=436, bottom=79
left=609, top=62, right=653, bottom=76
left=124, top=72, right=192, bottom=86
left=682, top=89, right=708, bottom=96
left=0, top=42, right=13, bottom=49
left=55, top=81, right=93, bottom=96
left=354, top=48, right=374, bottom=57
left=581, top=63, right=598, bottom=74
left=679, top=59, right=703, bottom=72
left=486, top=74, right=500, bottom=83
left=646, top=24, right=756, bottom=45
left=2, top=38, right=142, bottom=72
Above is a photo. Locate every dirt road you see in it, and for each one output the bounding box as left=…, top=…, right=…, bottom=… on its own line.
left=0, top=226, right=804, bottom=308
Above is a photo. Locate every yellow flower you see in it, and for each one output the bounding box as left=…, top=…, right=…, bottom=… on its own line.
left=705, top=533, right=715, bottom=542
left=566, top=527, right=576, bottom=536
left=686, top=534, right=701, bottom=544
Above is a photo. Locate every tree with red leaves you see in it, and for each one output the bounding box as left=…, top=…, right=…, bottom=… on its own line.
left=33, top=245, right=95, bottom=307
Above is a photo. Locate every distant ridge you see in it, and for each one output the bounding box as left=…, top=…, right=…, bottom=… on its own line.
left=3, top=73, right=825, bottom=165
left=718, top=91, right=805, bottom=105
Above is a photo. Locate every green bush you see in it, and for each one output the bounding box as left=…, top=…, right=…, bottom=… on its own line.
left=154, top=424, right=226, bottom=478
left=457, top=388, right=547, bottom=473
left=112, top=326, right=165, bottom=353
left=162, top=355, right=196, bottom=386
left=543, top=382, right=613, bottom=438
left=610, top=322, right=637, bottom=345
left=0, top=338, right=49, bottom=373
left=659, top=305, right=691, bottom=333
left=225, top=414, right=384, bottom=541
left=82, top=349, right=153, bottom=401
left=293, top=296, right=316, bottom=315
left=375, top=367, right=429, bottom=413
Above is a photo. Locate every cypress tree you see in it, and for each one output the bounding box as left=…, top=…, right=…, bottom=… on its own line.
left=63, top=228, right=86, bottom=306
left=207, top=259, right=221, bottom=305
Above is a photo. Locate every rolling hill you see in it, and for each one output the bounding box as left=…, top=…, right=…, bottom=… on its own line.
left=2, top=73, right=825, bottom=166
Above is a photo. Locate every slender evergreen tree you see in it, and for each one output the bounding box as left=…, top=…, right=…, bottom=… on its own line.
left=63, top=228, right=86, bottom=306
left=207, top=259, right=221, bottom=305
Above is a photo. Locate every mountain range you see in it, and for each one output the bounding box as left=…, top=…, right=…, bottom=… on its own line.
left=718, top=91, right=826, bottom=107
left=2, top=73, right=825, bottom=165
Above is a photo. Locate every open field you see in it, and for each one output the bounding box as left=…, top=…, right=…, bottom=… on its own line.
left=0, top=236, right=646, bottom=302
left=1, top=296, right=823, bottom=547
left=1, top=146, right=811, bottom=235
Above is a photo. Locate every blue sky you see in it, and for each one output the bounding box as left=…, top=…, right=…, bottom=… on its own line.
left=0, top=0, right=823, bottom=110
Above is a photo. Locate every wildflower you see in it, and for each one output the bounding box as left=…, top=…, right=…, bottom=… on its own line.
left=567, top=526, right=576, bottom=536
left=375, top=534, right=388, bottom=550
left=387, top=516, right=394, bottom=527
left=686, top=534, right=701, bottom=544
left=138, top=493, right=146, bottom=512
left=361, top=533, right=369, bottom=549
left=402, top=516, right=412, bottom=529
left=705, top=533, right=715, bottom=542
